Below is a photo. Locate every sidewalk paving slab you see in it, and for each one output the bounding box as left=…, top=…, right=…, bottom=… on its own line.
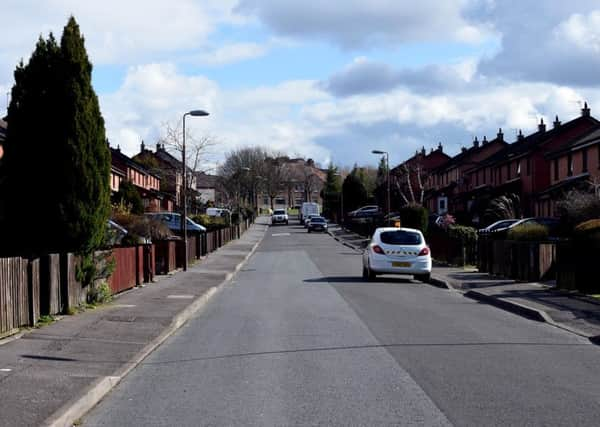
left=0, top=219, right=268, bottom=427
left=431, top=266, right=600, bottom=342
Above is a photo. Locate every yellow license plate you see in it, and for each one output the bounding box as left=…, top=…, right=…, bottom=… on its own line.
left=392, top=261, right=411, bottom=267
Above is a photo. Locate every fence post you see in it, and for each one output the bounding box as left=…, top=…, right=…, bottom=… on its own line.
left=27, top=258, right=40, bottom=326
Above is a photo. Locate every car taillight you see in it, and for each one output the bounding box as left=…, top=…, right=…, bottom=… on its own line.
left=418, top=247, right=430, bottom=256
left=372, top=245, right=385, bottom=254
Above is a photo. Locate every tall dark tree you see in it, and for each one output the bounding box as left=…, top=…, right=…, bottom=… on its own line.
left=321, top=163, right=341, bottom=220
left=2, top=17, right=110, bottom=255
left=342, top=173, right=367, bottom=213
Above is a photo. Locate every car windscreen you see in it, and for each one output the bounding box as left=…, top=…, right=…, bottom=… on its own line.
left=310, top=217, right=325, bottom=223
left=380, top=230, right=422, bottom=245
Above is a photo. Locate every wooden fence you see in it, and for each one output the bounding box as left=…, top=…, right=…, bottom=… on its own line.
left=477, top=238, right=556, bottom=282
left=0, top=218, right=253, bottom=337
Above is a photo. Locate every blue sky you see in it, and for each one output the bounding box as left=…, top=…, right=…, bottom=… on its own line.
left=2, top=1, right=600, bottom=169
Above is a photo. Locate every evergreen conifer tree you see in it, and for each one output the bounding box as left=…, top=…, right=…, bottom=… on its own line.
left=3, top=17, right=110, bottom=254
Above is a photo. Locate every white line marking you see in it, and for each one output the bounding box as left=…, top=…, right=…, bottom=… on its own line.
left=166, top=295, right=195, bottom=299
left=271, top=233, right=291, bottom=236
left=0, top=368, right=12, bottom=372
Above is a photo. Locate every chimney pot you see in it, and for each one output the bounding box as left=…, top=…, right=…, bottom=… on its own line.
left=538, top=118, right=546, bottom=132
left=473, top=137, right=480, bottom=148
left=553, top=115, right=561, bottom=128
left=497, top=128, right=504, bottom=141
left=582, top=102, right=591, bottom=117
left=437, top=142, right=443, bottom=152
left=518, top=129, right=524, bottom=141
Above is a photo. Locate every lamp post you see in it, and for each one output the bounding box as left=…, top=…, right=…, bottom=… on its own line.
left=372, top=150, right=390, bottom=219
left=334, top=173, right=344, bottom=225
left=182, top=109, right=209, bottom=271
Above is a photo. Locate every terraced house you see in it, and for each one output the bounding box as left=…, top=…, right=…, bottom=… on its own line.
left=396, top=104, right=600, bottom=224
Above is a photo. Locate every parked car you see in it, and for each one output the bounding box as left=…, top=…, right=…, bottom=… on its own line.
left=271, top=208, right=289, bottom=225
left=145, top=212, right=206, bottom=233
left=304, top=214, right=319, bottom=228
left=348, top=205, right=380, bottom=218
left=478, top=219, right=520, bottom=235
left=106, top=219, right=128, bottom=246
left=300, top=202, right=320, bottom=224
left=307, top=216, right=328, bottom=233
left=206, top=207, right=231, bottom=217
left=362, top=227, right=431, bottom=282
left=490, top=217, right=561, bottom=237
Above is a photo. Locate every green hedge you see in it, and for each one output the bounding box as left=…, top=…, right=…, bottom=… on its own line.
left=192, top=214, right=230, bottom=231
left=507, top=223, right=549, bottom=241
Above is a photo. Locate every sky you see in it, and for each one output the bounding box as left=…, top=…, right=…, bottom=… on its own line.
left=2, top=1, right=600, bottom=170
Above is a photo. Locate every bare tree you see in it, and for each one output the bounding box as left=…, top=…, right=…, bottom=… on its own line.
left=392, top=162, right=425, bottom=206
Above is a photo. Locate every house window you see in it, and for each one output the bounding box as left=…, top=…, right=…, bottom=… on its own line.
left=516, top=161, right=521, bottom=177
left=554, top=158, right=559, bottom=181
left=582, top=148, right=588, bottom=173
left=506, top=162, right=511, bottom=180
left=568, top=153, right=573, bottom=177
left=526, top=157, right=531, bottom=176
left=438, top=197, right=448, bottom=214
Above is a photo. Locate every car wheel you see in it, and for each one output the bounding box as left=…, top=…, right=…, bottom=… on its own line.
left=308, top=229, right=311, bottom=233
left=362, top=266, right=369, bottom=280
left=414, top=273, right=431, bottom=283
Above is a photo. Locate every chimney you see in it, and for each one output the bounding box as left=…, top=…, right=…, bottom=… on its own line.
left=473, top=137, right=479, bottom=148
left=482, top=135, right=488, bottom=145
left=553, top=115, right=561, bottom=128
left=538, top=118, right=546, bottom=132
left=141, top=140, right=145, bottom=152
left=497, top=128, right=504, bottom=142
left=116, top=144, right=121, bottom=152
left=421, top=146, right=426, bottom=155
left=581, top=102, right=591, bottom=117
left=517, top=129, right=524, bottom=141
left=437, top=142, right=443, bottom=152
left=461, top=147, right=467, bottom=153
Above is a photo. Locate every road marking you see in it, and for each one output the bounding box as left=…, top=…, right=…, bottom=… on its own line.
left=166, top=295, right=195, bottom=299
left=0, top=368, right=12, bottom=372
left=271, top=233, right=291, bottom=237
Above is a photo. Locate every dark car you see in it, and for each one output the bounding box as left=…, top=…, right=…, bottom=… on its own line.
left=307, top=216, right=328, bottom=233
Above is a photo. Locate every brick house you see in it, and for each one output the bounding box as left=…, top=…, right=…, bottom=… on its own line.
left=539, top=125, right=600, bottom=216
left=110, top=146, right=170, bottom=212
left=427, top=131, right=507, bottom=218
left=195, top=171, right=225, bottom=206
left=132, top=142, right=198, bottom=212
left=461, top=106, right=599, bottom=222
left=257, top=158, right=326, bottom=210
left=391, top=144, right=451, bottom=208
left=0, top=119, right=6, bottom=165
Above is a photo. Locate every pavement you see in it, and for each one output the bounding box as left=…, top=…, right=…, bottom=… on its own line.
left=431, top=266, right=600, bottom=342
left=0, top=217, right=269, bottom=427
left=328, top=223, right=600, bottom=343
left=83, top=220, right=600, bottom=426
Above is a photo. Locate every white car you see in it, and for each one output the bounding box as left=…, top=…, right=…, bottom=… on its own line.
left=271, top=209, right=289, bottom=225
left=362, top=227, right=432, bottom=282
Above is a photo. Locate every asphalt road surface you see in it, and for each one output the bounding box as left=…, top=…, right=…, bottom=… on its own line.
left=84, top=219, right=600, bottom=426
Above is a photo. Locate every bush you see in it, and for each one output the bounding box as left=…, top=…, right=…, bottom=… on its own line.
left=556, top=190, right=600, bottom=232
left=507, top=223, right=549, bottom=241
left=192, top=214, right=229, bottom=231
left=448, top=224, right=478, bottom=243
left=111, top=212, right=173, bottom=244
left=399, top=204, right=428, bottom=233
left=574, top=219, right=600, bottom=241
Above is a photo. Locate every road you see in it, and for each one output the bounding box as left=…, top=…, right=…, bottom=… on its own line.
left=84, top=219, right=600, bottom=426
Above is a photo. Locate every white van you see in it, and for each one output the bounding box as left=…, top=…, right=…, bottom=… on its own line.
left=300, top=202, right=320, bottom=224
left=206, top=208, right=231, bottom=217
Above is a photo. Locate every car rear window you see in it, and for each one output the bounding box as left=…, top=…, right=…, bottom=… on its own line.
left=274, top=210, right=286, bottom=215
left=380, top=230, right=422, bottom=245
left=311, top=217, right=325, bottom=223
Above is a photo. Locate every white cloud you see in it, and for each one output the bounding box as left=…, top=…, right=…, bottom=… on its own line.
left=554, top=11, right=600, bottom=54
left=235, top=0, right=494, bottom=49
left=196, top=42, right=269, bottom=66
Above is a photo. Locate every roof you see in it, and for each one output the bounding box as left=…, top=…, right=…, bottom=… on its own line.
left=545, top=126, right=600, bottom=159
left=110, top=147, right=161, bottom=179
left=195, top=172, right=218, bottom=188
left=468, top=114, right=600, bottom=173
left=433, top=135, right=506, bottom=174
left=537, top=172, right=591, bottom=197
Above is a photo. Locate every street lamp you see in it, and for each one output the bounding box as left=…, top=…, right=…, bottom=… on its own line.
left=334, top=173, right=344, bottom=225
left=182, top=109, right=209, bottom=271
left=372, top=150, right=390, bottom=219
